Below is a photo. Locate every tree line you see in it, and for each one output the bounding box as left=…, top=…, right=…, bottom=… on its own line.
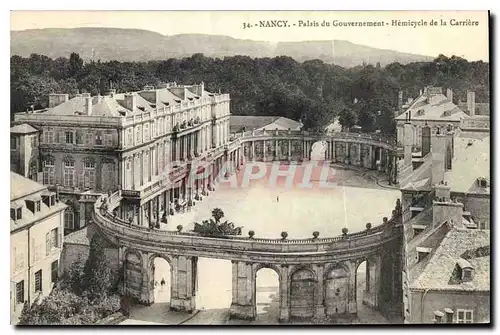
left=11, top=53, right=489, bottom=133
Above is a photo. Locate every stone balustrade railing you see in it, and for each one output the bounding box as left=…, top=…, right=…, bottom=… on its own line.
left=95, top=192, right=399, bottom=255
left=231, top=129, right=396, bottom=148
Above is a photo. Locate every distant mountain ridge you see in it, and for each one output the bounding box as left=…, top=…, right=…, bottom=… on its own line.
left=11, top=27, right=434, bottom=67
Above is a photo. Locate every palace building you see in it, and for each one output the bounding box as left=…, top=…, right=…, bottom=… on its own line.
left=11, top=82, right=236, bottom=234
left=10, top=172, right=67, bottom=324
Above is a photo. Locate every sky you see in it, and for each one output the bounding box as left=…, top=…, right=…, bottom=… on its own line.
left=10, top=10, right=489, bottom=62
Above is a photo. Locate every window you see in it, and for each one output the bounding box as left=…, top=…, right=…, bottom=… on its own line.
left=51, top=260, right=59, bottom=283
left=46, top=228, right=59, bottom=255
left=144, top=124, right=150, bottom=142
left=84, top=132, right=93, bottom=146
left=64, top=210, right=74, bottom=229
left=43, top=130, right=55, bottom=144
left=43, top=157, right=55, bottom=185
left=31, top=135, right=38, bottom=147
left=10, top=136, right=18, bottom=150
left=63, top=160, right=75, bottom=187
left=136, top=126, right=142, bottom=144
left=83, top=161, right=96, bottom=189
left=10, top=208, right=15, bottom=220
left=127, top=128, right=133, bottom=146
left=104, top=134, right=113, bottom=147
left=16, top=208, right=22, bottom=220
left=457, top=309, right=473, bottom=323
left=35, top=270, right=42, bottom=292
left=36, top=201, right=41, bottom=212
left=65, top=131, right=74, bottom=144
left=95, top=131, right=103, bottom=146
left=16, top=281, right=24, bottom=304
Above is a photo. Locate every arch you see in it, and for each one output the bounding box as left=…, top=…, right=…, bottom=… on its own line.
left=253, top=264, right=282, bottom=322
left=324, top=263, right=349, bottom=317
left=148, top=254, right=172, bottom=304
left=310, top=141, right=327, bottom=161
left=289, top=266, right=317, bottom=319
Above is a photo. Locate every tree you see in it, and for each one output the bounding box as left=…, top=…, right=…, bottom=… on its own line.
left=84, top=234, right=111, bottom=302
left=211, top=208, right=225, bottom=223
left=69, top=52, right=83, bottom=78
left=338, top=108, right=357, bottom=131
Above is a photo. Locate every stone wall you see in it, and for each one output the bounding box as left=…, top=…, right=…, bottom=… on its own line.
left=409, top=290, right=490, bottom=323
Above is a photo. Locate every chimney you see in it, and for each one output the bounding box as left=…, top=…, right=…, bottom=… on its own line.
left=430, top=130, right=453, bottom=185
left=467, top=90, right=476, bottom=116
left=124, top=93, right=137, bottom=111
left=421, top=124, right=431, bottom=157
left=403, top=122, right=413, bottom=166
left=432, top=195, right=464, bottom=228
left=84, top=96, right=92, bottom=116
left=48, top=93, right=69, bottom=108
left=398, top=90, right=403, bottom=111
left=200, top=81, right=205, bottom=96
left=446, top=88, right=453, bottom=103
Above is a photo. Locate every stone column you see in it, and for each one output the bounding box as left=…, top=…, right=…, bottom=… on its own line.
left=331, top=141, right=336, bottom=162
left=229, top=261, right=255, bottom=320
left=139, top=252, right=154, bottom=305
left=138, top=205, right=144, bottom=226
left=278, top=265, right=290, bottom=322
left=251, top=141, right=255, bottom=161
left=368, top=145, right=373, bottom=169
left=288, top=140, right=291, bottom=161
left=275, top=139, right=279, bottom=160
left=313, top=264, right=326, bottom=320
left=357, top=143, right=362, bottom=166
left=148, top=201, right=153, bottom=228
left=155, top=196, right=160, bottom=228
left=363, top=255, right=381, bottom=308
left=170, top=255, right=197, bottom=313
left=263, top=140, right=267, bottom=162
left=347, top=260, right=358, bottom=314
left=345, top=142, right=350, bottom=164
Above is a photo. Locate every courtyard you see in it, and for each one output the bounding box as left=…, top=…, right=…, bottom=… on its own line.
left=121, top=161, right=399, bottom=325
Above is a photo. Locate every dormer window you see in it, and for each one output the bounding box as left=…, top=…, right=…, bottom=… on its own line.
left=10, top=204, right=22, bottom=221
left=416, top=247, right=432, bottom=262
left=457, top=258, right=474, bottom=282
left=477, top=177, right=488, bottom=188
left=42, top=191, right=56, bottom=207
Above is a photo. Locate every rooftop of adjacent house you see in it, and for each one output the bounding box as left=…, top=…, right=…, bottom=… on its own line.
left=10, top=172, right=45, bottom=201
left=10, top=123, right=39, bottom=134
left=229, top=115, right=302, bottom=133
left=410, top=228, right=490, bottom=292
left=401, top=129, right=489, bottom=194
left=395, top=89, right=469, bottom=122
left=444, top=130, right=490, bottom=194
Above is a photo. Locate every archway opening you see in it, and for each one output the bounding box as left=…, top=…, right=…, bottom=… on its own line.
left=289, top=267, right=316, bottom=320
left=310, top=141, right=327, bottom=161
left=324, top=265, right=349, bottom=318
left=356, top=260, right=367, bottom=308
left=152, top=257, right=171, bottom=304
left=195, top=258, right=232, bottom=310
left=254, top=267, right=280, bottom=323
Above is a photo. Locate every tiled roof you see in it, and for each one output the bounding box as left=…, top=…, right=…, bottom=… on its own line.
left=230, top=115, right=279, bottom=132
left=230, top=116, right=302, bottom=133
left=410, top=228, right=490, bottom=291
left=444, top=130, right=490, bottom=194
left=44, top=96, right=122, bottom=117
left=10, top=172, right=45, bottom=201
left=10, top=123, right=39, bottom=134
left=395, top=93, right=468, bottom=122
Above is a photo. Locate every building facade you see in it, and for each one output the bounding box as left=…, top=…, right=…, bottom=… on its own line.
left=398, top=109, right=490, bottom=324
left=11, top=82, right=232, bottom=234
left=395, top=87, right=470, bottom=149
left=10, top=172, right=67, bottom=324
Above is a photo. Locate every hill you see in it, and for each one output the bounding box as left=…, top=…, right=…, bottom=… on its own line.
left=11, top=27, right=433, bottom=67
